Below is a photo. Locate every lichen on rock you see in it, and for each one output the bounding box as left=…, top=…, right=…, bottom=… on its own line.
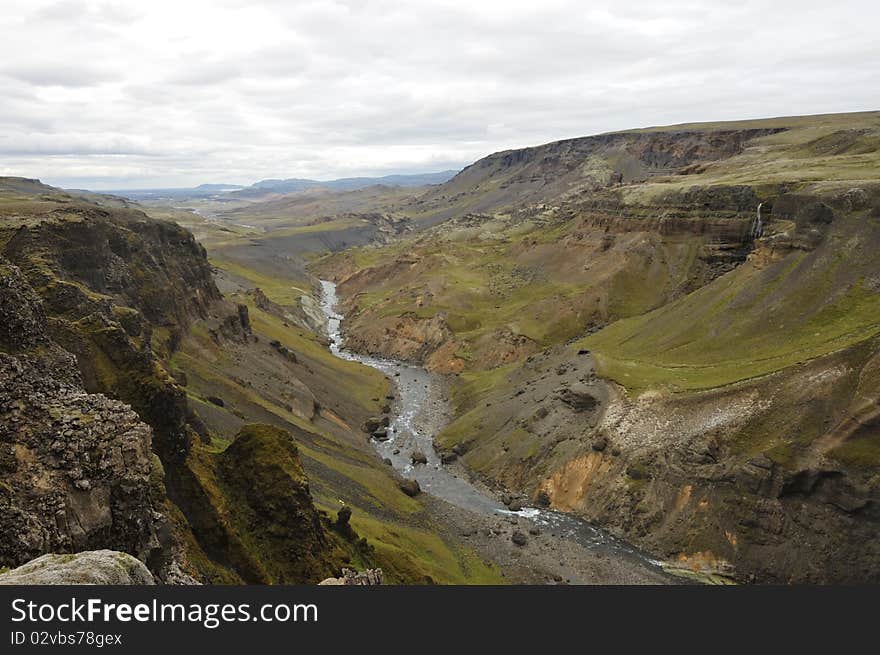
left=0, top=550, right=155, bottom=585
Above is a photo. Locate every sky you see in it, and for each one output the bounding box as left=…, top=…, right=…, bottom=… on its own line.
left=0, top=0, right=877, bottom=190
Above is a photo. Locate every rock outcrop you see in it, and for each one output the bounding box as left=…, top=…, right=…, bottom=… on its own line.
left=0, top=195, right=220, bottom=467
left=0, top=550, right=155, bottom=585
left=0, top=353, right=165, bottom=571
left=319, top=568, right=383, bottom=585
left=172, top=424, right=350, bottom=583
left=0, top=183, right=352, bottom=585
left=0, top=251, right=167, bottom=575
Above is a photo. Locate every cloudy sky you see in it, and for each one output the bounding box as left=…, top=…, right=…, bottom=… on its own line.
left=0, top=0, right=877, bottom=189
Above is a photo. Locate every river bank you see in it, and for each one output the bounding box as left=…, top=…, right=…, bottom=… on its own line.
left=319, top=280, right=677, bottom=584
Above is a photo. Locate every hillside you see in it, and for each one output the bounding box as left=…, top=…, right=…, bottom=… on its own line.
left=6, top=110, right=877, bottom=585
left=0, top=178, right=499, bottom=584
left=316, top=112, right=880, bottom=582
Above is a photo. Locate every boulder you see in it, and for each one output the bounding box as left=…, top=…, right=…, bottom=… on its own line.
left=0, top=551, right=154, bottom=585
left=362, top=416, right=389, bottom=433
left=556, top=386, right=598, bottom=412
left=411, top=451, right=428, bottom=465
left=511, top=531, right=528, bottom=547
left=399, top=479, right=421, bottom=497
left=336, top=506, right=352, bottom=528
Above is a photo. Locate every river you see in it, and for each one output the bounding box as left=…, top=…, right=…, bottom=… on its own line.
left=319, top=279, right=674, bottom=583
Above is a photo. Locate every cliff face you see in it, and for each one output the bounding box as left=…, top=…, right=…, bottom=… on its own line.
left=1, top=194, right=220, bottom=464
left=321, top=181, right=761, bottom=375
left=404, top=128, right=784, bottom=225
left=0, top=258, right=165, bottom=571
left=0, top=179, right=355, bottom=583
left=175, top=424, right=350, bottom=583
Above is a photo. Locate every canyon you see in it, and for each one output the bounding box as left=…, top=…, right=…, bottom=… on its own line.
left=2, top=110, right=879, bottom=584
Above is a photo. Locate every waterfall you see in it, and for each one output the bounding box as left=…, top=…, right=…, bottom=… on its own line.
left=751, top=202, right=764, bottom=239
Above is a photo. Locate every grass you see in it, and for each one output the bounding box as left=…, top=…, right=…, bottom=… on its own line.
left=583, top=221, right=880, bottom=392
left=210, top=256, right=312, bottom=305
left=326, top=208, right=737, bottom=380
left=621, top=112, right=880, bottom=204
left=246, top=217, right=364, bottom=235
left=323, top=507, right=503, bottom=584
left=830, top=431, right=880, bottom=470
left=244, top=298, right=389, bottom=410
left=172, top=264, right=500, bottom=582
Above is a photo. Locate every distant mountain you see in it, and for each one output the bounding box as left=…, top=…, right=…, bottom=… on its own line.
left=103, top=184, right=245, bottom=201
left=193, top=183, right=246, bottom=192
left=233, top=170, right=459, bottom=198
left=103, top=171, right=458, bottom=202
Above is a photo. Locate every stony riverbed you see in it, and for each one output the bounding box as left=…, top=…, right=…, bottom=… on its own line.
left=320, top=280, right=676, bottom=585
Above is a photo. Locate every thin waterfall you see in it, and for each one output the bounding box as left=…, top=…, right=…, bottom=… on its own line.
left=751, top=202, right=764, bottom=239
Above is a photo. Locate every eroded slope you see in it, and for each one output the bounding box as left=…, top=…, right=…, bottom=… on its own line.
left=318, top=112, right=880, bottom=582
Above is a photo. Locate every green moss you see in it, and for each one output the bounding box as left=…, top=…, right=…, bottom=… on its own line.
left=165, top=499, right=242, bottom=584
left=148, top=452, right=166, bottom=500
left=174, top=424, right=353, bottom=584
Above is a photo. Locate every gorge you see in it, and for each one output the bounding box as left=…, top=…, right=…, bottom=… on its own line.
left=320, top=279, right=677, bottom=584
left=2, top=110, right=879, bottom=585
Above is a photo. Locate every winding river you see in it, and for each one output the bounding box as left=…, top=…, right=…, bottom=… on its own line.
left=319, top=279, right=672, bottom=582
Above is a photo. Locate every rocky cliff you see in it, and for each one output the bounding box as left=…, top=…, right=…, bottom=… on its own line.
left=0, top=251, right=168, bottom=574
left=0, top=179, right=363, bottom=583
left=403, top=127, right=785, bottom=225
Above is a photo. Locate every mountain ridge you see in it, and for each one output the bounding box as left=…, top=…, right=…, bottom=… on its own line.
left=103, top=170, right=459, bottom=202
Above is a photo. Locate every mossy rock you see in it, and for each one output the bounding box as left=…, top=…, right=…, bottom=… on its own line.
left=173, top=424, right=350, bottom=583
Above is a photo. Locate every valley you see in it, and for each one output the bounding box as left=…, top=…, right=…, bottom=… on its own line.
left=319, top=279, right=675, bottom=584
left=2, top=110, right=878, bottom=585
left=311, top=111, right=880, bottom=583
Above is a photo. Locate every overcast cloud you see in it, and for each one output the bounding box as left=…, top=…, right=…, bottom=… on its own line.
left=0, top=0, right=877, bottom=189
